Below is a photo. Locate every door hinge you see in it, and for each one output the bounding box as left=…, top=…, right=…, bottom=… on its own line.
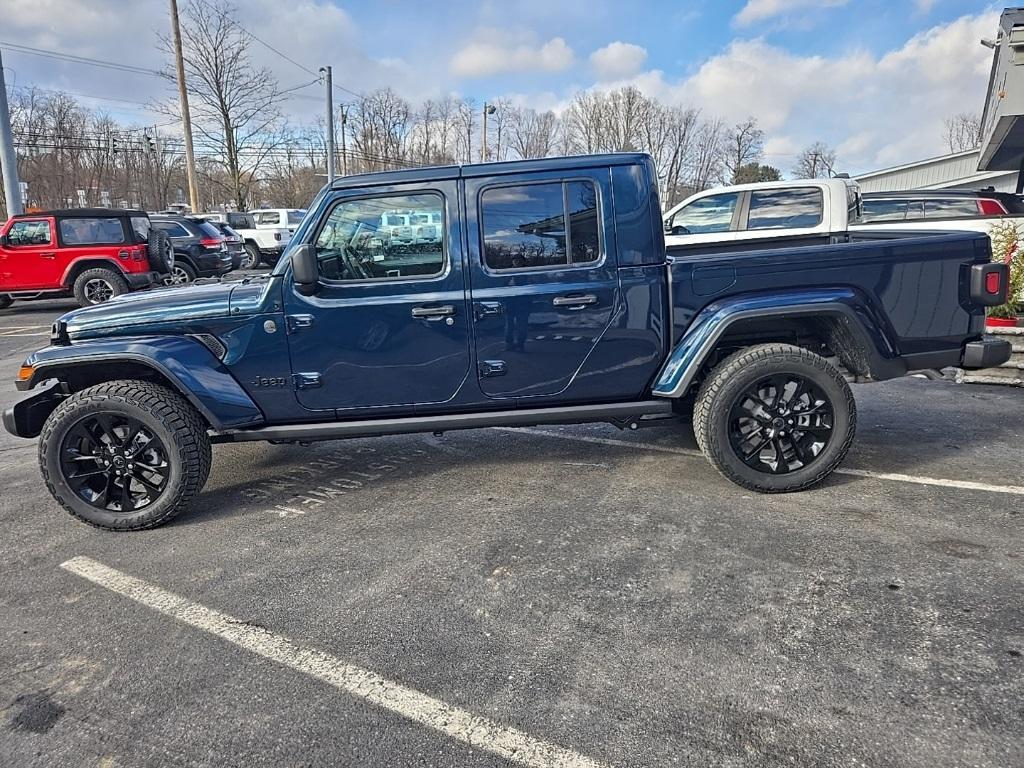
left=286, top=314, right=314, bottom=333
left=292, top=372, right=323, bottom=390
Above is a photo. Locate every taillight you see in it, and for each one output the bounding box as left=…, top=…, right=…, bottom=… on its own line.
left=200, top=237, right=223, bottom=248
left=978, top=198, right=1007, bottom=216
left=986, top=271, right=1001, bottom=294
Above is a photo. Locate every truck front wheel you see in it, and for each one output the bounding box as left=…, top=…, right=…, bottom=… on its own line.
left=693, top=343, right=856, bottom=493
left=38, top=380, right=212, bottom=531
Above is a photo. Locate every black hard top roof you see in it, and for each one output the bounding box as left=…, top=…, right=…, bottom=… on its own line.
left=327, top=152, right=653, bottom=191
left=13, top=207, right=147, bottom=219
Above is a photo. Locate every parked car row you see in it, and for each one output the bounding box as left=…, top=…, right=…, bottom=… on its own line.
left=0, top=206, right=307, bottom=310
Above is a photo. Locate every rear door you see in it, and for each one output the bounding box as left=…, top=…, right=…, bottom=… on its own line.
left=0, top=217, right=58, bottom=290
left=464, top=169, right=618, bottom=400
left=56, top=215, right=129, bottom=280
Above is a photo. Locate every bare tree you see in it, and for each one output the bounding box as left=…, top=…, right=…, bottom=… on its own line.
left=506, top=107, right=560, bottom=160
left=722, top=117, right=764, bottom=183
left=159, top=0, right=286, bottom=209
left=943, top=112, right=982, bottom=153
left=349, top=88, right=412, bottom=172
left=689, top=118, right=727, bottom=192
left=792, top=141, right=837, bottom=179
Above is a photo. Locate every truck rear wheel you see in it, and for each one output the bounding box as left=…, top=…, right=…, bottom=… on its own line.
left=38, top=380, right=212, bottom=531
left=693, top=343, right=856, bottom=493
left=73, top=268, right=128, bottom=306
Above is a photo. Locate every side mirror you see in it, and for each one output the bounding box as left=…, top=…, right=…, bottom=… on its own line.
left=0, top=234, right=8, bottom=247
left=663, top=220, right=672, bottom=234
left=291, top=244, right=319, bottom=296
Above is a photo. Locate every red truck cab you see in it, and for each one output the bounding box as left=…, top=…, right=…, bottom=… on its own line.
left=0, top=208, right=172, bottom=308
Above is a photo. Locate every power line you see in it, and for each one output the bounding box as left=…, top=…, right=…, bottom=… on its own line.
left=0, top=41, right=164, bottom=78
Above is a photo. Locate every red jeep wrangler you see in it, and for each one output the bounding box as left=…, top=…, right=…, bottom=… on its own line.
left=0, top=208, right=174, bottom=308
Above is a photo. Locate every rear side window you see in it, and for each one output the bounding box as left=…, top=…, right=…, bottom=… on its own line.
left=923, top=199, right=981, bottom=218
left=257, top=211, right=281, bottom=225
left=152, top=221, right=190, bottom=238
left=7, top=219, right=52, bottom=246
left=480, top=179, right=601, bottom=271
left=288, top=210, right=305, bottom=225
left=130, top=216, right=150, bottom=241
left=746, top=188, right=823, bottom=230
left=197, top=221, right=223, bottom=238
left=59, top=217, right=126, bottom=245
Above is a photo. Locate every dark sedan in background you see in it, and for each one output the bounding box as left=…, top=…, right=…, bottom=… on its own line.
left=150, top=215, right=234, bottom=284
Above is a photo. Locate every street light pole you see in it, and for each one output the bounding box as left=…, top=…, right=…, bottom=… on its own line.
left=339, top=105, right=348, bottom=176
left=0, top=48, right=24, bottom=216
left=169, top=0, right=200, bottom=213
left=481, top=102, right=496, bottom=163
left=321, top=66, right=335, bottom=182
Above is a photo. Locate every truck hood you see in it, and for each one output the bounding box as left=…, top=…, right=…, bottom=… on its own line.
left=59, top=281, right=269, bottom=341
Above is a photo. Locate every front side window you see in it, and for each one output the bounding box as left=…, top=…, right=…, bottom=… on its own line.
left=923, top=199, right=981, bottom=218
left=480, top=179, right=601, bottom=271
left=747, top=188, right=824, bottom=230
left=7, top=220, right=52, bottom=246
left=861, top=199, right=910, bottom=222
left=59, top=217, right=126, bottom=245
left=314, top=193, right=445, bottom=282
left=670, top=193, right=739, bottom=235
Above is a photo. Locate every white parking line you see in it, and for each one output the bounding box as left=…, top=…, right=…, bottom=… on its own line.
left=0, top=331, right=50, bottom=337
left=60, top=556, right=608, bottom=768
left=496, top=427, right=1024, bottom=497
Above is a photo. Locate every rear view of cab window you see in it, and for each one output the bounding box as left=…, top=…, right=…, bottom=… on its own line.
left=747, top=188, right=823, bottom=230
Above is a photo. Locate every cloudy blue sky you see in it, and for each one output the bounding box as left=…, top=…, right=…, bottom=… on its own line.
left=1, top=0, right=1003, bottom=174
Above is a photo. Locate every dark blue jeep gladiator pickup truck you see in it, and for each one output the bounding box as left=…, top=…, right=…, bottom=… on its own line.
left=3, top=153, right=1012, bottom=530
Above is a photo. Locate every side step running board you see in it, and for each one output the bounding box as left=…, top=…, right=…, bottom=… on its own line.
left=215, top=400, right=674, bottom=444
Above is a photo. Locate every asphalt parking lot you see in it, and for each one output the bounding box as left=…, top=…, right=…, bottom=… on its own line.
left=0, top=294, right=1022, bottom=767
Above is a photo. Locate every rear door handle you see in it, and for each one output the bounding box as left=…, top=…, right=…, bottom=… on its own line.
left=411, top=304, right=456, bottom=319
left=553, top=294, right=598, bottom=308
left=40, top=252, right=56, bottom=259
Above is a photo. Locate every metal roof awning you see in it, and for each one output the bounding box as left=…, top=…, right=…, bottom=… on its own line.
left=980, top=7, right=1024, bottom=172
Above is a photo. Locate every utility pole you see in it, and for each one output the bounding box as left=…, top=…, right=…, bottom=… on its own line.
left=481, top=102, right=496, bottom=163
left=0, top=48, right=24, bottom=216
left=339, top=105, right=348, bottom=176
left=170, top=0, right=200, bottom=213
left=321, top=66, right=335, bottom=182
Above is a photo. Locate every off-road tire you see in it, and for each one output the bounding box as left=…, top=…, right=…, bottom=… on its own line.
left=73, top=268, right=128, bottom=306
left=241, top=242, right=261, bottom=270
left=148, top=228, right=175, bottom=274
left=693, top=343, right=856, bottom=493
left=39, top=380, right=212, bottom=531
left=0, top=295, right=12, bottom=309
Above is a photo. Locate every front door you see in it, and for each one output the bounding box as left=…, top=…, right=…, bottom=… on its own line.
left=465, top=172, right=618, bottom=400
left=0, top=218, right=59, bottom=290
left=284, top=182, right=472, bottom=413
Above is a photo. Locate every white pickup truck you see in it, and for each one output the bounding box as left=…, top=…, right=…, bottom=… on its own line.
left=200, top=211, right=296, bottom=268
left=664, top=179, right=1024, bottom=253
left=663, top=178, right=861, bottom=248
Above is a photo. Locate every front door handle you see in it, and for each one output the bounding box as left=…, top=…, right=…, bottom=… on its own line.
left=411, top=304, right=456, bottom=319
left=552, top=294, right=598, bottom=308
left=40, top=252, right=56, bottom=259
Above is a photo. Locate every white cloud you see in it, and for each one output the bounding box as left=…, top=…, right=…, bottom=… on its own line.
left=914, top=0, right=938, bottom=13
left=590, top=42, right=648, bottom=81
left=734, top=0, right=849, bottom=27
left=450, top=32, right=574, bottom=77
left=598, top=11, right=999, bottom=173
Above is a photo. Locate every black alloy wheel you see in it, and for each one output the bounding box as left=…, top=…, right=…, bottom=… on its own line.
left=59, top=412, right=169, bottom=513
left=728, top=373, right=834, bottom=475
